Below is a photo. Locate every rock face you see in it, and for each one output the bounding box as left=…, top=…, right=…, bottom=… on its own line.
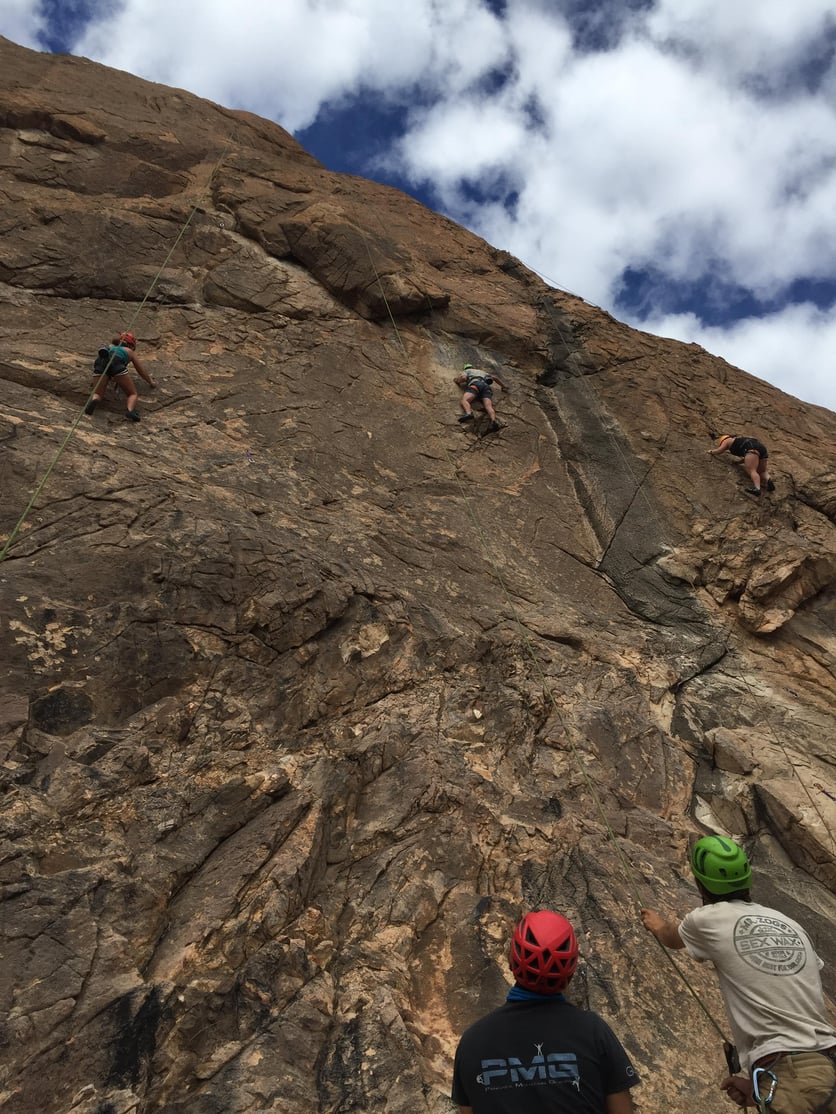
left=1, top=36, right=834, bottom=1114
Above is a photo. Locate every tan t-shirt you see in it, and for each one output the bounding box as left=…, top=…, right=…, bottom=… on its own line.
left=679, top=900, right=836, bottom=1072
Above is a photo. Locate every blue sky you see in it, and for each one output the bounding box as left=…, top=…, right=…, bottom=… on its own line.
left=4, top=0, right=836, bottom=412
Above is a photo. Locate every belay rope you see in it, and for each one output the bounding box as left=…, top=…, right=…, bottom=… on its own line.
left=356, top=213, right=739, bottom=1070
left=0, top=138, right=234, bottom=564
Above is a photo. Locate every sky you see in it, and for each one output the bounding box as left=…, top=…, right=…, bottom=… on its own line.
left=3, top=0, right=836, bottom=412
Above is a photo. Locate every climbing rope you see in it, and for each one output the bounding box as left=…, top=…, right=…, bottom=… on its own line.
left=536, top=289, right=836, bottom=854
left=0, top=139, right=234, bottom=564
left=354, top=225, right=736, bottom=1051
left=733, top=658, right=836, bottom=854
left=436, top=378, right=735, bottom=1048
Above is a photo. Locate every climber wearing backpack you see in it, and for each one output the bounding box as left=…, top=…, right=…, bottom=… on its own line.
left=708, top=434, right=775, bottom=497
left=455, top=363, right=509, bottom=432
left=85, top=332, right=157, bottom=422
left=641, top=836, right=836, bottom=1113
left=452, top=910, right=640, bottom=1112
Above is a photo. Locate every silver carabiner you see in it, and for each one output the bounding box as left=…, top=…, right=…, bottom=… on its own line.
left=752, top=1067, right=778, bottom=1110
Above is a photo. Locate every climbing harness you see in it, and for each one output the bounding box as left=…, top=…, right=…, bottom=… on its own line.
left=464, top=372, right=493, bottom=390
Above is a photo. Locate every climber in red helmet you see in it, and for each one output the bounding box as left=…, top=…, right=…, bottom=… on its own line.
left=452, top=910, right=639, bottom=1112
left=85, top=331, right=157, bottom=422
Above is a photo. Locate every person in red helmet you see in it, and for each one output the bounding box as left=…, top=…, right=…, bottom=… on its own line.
left=85, top=331, right=157, bottom=422
left=452, top=910, right=639, bottom=1112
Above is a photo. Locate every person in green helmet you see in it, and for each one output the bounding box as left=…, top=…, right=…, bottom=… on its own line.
left=641, top=836, right=836, bottom=1113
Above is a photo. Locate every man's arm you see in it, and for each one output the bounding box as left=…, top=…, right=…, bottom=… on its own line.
left=641, top=909, right=686, bottom=949
left=492, top=374, right=509, bottom=391
left=606, top=1090, right=634, bottom=1114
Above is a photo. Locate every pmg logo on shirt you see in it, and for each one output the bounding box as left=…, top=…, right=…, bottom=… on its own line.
left=733, top=915, right=807, bottom=975
left=477, top=1050, right=580, bottom=1090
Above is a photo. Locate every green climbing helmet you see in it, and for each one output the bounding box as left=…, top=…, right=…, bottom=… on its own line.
left=690, top=835, right=752, bottom=895
left=463, top=363, right=473, bottom=370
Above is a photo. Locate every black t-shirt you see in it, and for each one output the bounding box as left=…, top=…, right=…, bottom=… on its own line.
left=451, top=999, right=639, bottom=1113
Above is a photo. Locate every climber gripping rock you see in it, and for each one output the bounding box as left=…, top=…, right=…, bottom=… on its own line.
left=709, top=434, right=775, bottom=497
left=455, top=363, right=509, bottom=432
left=86, top=332, right=157, bottom=423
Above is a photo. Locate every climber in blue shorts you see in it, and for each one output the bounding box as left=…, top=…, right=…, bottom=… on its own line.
left=455, top=363, right=509, bottom=432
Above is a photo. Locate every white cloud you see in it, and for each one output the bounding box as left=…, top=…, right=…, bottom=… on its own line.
left=395, top=17, right=836, bottom=291
left=639, top=302, right=836, bottom=410
left=71, top=0, right=508, bottom=132
left=647, top=0, right=836, bottom=81
left=1, top=0, right=835, bottom=411
left=385, top=3, right=836, bottom=409
left=0, top=0, right=45, bottom=47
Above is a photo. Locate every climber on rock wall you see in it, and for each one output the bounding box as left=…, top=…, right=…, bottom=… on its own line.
left=452, top=910, right=640, bottom=1113
left=455, top=363, right=509, bottom=432
left=708, top=434, right=775, bottom=497
left=86, top=332, right=157, bottom=422
left=641, top=836, right=836, bottom=1113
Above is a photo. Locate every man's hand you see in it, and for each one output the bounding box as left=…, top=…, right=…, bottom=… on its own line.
left=641, top=910, right=665, bottom=934
left=640, top=909, right=685, bottom=949
left=721, top=1074, right=753, bottom=1108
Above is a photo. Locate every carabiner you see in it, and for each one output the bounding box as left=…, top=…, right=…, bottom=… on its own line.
left=752, top=1067, right=778, bottom=1110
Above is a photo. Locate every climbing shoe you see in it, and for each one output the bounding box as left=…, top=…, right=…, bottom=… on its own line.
left=126, top=409, right=141, bottom=422
left=458, top=413, right=474, bottom=423
left=766, top=479, right=776, bottom=492
left=745, top=487, right=761, bottom=496
left=84, top=399, right=98, bottom=415
left=489, top=421, right=501, bottom=432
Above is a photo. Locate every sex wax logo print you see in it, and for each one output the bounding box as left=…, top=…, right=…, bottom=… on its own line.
left=734, top=915, right=808, bottom=975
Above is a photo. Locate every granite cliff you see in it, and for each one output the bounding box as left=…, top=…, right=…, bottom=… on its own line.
left=1, top=35, right=834, bottom=1114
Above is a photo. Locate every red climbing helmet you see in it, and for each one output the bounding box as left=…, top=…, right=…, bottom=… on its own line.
left=509, top=910, right=579, bottom=993
left=117, top=332, right=136, bottom=349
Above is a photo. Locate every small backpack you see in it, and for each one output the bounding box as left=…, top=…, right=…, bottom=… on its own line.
left=92, top=344, right=128, bottom=377
left=466, top=371, right=492, bottom=387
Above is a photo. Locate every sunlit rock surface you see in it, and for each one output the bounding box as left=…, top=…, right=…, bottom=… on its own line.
left=1, top=36, right=834, bottom=1114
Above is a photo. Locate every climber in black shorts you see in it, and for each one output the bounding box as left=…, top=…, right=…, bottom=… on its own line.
left=709, top=434, right=775, bottom=497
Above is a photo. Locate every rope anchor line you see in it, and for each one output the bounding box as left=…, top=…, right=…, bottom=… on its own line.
left=0, top=140, right=234, bottom=564
left=356, top=219, right=735, bottom=1050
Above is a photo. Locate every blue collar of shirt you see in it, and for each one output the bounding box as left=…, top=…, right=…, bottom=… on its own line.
left=506, top=985, right=566, bottom=1003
